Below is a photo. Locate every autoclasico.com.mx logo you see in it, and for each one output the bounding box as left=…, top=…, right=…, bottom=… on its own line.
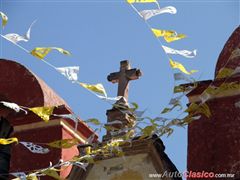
left=149, top=171, right=236, bottom=179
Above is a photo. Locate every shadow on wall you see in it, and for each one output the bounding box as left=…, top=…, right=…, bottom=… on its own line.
left=0, top=115, right=13, bottom=180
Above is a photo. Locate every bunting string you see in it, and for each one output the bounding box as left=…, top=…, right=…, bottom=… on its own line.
left=127, top=1, right=240, bottom=125
left=0, top=14, right=121, bottom=104
left=4, top=3, right=197, bottom=138
left=162, top=47, right=240, bottom=125
left=1, top=31, right=122, bottom=103
left=2, top=20, right=36, bottom=44
left=127, top=2, right=199, bottom=117
left=0, top=2, right=238, bottom=143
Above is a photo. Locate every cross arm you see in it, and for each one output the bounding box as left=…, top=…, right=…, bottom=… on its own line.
left=107, top=68, right=142, bottom=83
left=126, top=68, right=142, bottom=80
left=107, top=72, right=120, bottom=83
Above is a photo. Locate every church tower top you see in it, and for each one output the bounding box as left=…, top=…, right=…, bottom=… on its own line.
left=0, top=59, right=68, bottom=107
left=215, top=26, right=240, bottom=78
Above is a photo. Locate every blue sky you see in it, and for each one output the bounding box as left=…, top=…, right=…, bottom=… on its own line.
left=1, top=0, right=239, bottom=176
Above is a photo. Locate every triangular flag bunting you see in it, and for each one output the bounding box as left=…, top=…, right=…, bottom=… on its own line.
left=185, top=103, right=211, bottom=118
left=0, top=137, right=18, bottom=145
left=0, top=101, right=27, bottom=114
left=174, top=73, right=194, bottom=82
left=78, top=82, right=107, bottom=96
left=20, top=142, right=50, bottom=154
left=47, top=138, right=79, bottom=149
left=41, top=168, right=62, bottom=180
left=152, top=28, right=186, bottom=43
left=164, top=34, right=186, bottom=43
left=56, top=66, right=79, bottom=82
left=162, top=45, right=197, bottom=58
left=30, top=47, right=70, bottom=59
left=152, top=28, right=177, bottom=38
left=2, top=20, right=36, bottom=44
left=139, top=6, right=177, bottom=20
left=0, top=11, right=8, bottom=27
left=29, top=106, right=54, bottom=122
left=169, top=59, right=198, bottom=75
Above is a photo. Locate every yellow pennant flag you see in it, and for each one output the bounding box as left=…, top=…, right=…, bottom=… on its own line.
left=14, top=173, right=39, bottom=180
left=151, top=28, right=177, bottom=38
left=72, top=154, right=95, bottom=164
left=169, top=59, right=198, bottom=75
left=161, top=103, right=182, bottom=114
left=84, top=118, right=101, bottom=125
left=151, top=28, right=186, bottom=43
left=85, top=146, right=92, bottom=155
left=205, top=82, right=240, bottom=96
left=0, top=137, right=18, bottom=145
left=127, top=0, right=157, bottom=3
left=185, top=103, right=211, bottom=118
left=174, top=85, right=185, bottom=93
left=0, top=11, right=8, bottom=27
left=200, top=103, right=211, bottom=118
left=216, top=68, right=234, bottom=79
left=47, top=138, right=79, bottom=149
left=26, top=174, right=38, bottom=180
left=164, top=34, right=186, bottom=43
left=174, top=82, right=197, bottom=93
left=140, top=125, right=157, bottom=139
left=29, top=106, right=54, bottom=122
left=30, top=47, right=51, bottom=59
left=79, top=82, right=107, bottom=96
left=30, top=47, right=71, bottom=59
left=41, top=169, right=62, bottom=180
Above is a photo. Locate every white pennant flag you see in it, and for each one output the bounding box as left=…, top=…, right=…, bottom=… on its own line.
left=53, top=113, right=78, bottom=123
left=233, top=67, right=240, bottom=75
left=199, top=92, right=211, bottom=103
left=162, top=45, right=197, bottom=58
left=229, top=48, right=240, bottom=60
left=2, top=20, right=36, bottom=44
left=235, top=101, right=240, bottom=108
left=53, top=113, right=79, bottom=130
left=11, top=172, right=27, bottom=180
left=105, top=120, right=123, bottom=126
left=56, top=159, right=89, bottom=171
left=174, top=73, right=193, bottom=82
left=97, top=95, right=122, bottom=101
left=109, top=126, right=133, bottom=136
left=56, top=66, right=79, bottom=82
left=73, top=162, right=89, bottom=171
left=139, top=6, right=177, bottom=21
left=83, top=128, right=98, bottom=145
left=169, top=94, right=184, bottom=105
left=20, top=142, right=50, bottom=154
left=57, top=160, right=71, bottom=167
left=192, top=115, right=201, bottom=120
left=0, top=101, right=27, bottom=114
left=134, top=110, right=145, bottom=118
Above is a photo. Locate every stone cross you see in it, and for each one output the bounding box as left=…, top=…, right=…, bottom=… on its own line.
left=107, top=60, right=142, bottom=104
left=103, top=60, right=142, bottom=141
